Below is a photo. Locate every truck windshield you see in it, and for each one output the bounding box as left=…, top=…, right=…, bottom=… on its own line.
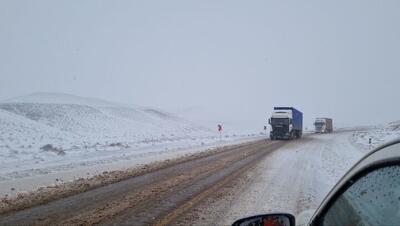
left=271, top=118, right=289, bottom=125
left=314, top=122, right=325, bottom=126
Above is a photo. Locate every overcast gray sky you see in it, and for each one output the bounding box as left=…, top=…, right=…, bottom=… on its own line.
left=1, top=0, right=399, bottom=127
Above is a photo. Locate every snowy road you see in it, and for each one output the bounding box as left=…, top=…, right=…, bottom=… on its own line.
left=179, top=131, right=367, bottom=225
left=0, top=131, right=368, bottom=226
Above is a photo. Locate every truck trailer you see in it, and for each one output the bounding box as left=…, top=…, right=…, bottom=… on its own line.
left=314, top=118, right=333, bottom=133
left=268, top=107, right=303, bottom=140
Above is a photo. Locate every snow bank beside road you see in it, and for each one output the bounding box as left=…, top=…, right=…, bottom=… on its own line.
left=352, top=120, right=400, bottom=149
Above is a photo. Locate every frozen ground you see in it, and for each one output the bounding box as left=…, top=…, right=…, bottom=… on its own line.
left=352, top=120, right=400, bottom=149
left=0, top=93, right=263, bottom=196
left=187, top=132, right=371, bottom=226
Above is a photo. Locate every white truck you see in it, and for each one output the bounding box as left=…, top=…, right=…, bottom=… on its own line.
left=269, top=107, right=303, bottom=140
left=314, top=118, right=333, bottom=133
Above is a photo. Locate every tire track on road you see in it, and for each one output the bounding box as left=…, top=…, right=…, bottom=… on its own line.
left=0, top=139, right=286, bottom=226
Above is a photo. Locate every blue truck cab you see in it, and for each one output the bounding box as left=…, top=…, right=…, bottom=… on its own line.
left=268, top=107, right=303, bottom=140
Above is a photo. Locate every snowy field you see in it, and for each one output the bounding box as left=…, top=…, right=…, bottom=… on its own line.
left=1, top=92, right=398, bottom=211
left=352, top=120, right=400, bottom=149
left=0, top=93, right=263, bottom=196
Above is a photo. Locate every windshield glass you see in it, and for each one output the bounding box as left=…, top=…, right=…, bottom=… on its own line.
left=271, top=118, right=289, bottom=125
left=321, top=165, right=400, bottom=226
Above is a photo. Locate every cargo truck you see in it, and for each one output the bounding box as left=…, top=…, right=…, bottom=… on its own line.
left=314, top=118, right=333, bottom=133
left=268, top=107, right=303, bottom=140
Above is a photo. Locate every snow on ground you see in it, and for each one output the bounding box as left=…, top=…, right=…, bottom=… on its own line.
left=212, top=132, right=369, bottom=225
left=0, top=93, right=263, bottom=196
left=352, top=120, right=400, bottom=149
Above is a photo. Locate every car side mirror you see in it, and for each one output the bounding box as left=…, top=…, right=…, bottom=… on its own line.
left=232, top=213, right=295, bottom=226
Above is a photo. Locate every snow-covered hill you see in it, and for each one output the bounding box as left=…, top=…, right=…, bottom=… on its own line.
left=0, top=93, right=262, bottom=194
left=0, top=93, right=213, bottom=156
